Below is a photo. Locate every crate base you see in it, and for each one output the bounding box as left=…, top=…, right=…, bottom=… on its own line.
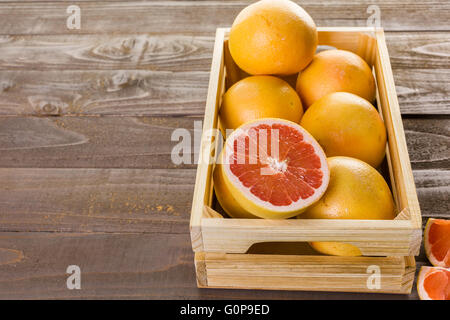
left=195, top=252, right=415, bottom=294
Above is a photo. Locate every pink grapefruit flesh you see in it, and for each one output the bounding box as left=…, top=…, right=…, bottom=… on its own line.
left=417, top=266, right=450, bottom=300
left=424, top=218, right=450, bottom=268
left=215, top=118, right=329, bottom=219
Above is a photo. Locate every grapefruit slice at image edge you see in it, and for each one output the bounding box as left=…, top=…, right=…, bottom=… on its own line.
left=214, top=118, right=329, bottom=219
left=417, top=266, right=450, bottom=300
left=424, top=218, right=450, bottom=268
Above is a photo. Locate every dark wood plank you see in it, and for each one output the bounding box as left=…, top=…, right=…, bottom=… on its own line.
left=0, top=117, right=445, bottom=169
left=0, top=231, right=416, bottom=299
left=0, top=116, right=201, bottom=168
left=0, top=168, right=446, bottom=234
left=386, top=32, right=450, bottom=69
left=0, top=32, right=448, bottom=71
left=393, top=69, right=450, bottom=115
left=0, top=1, right=448, bottom=35
left=0, top=70, right=208, bottom=116
left=0, top=69, right=448, bottom=116
left=0, top=168, right=195, bottom=233
left=414, top=169, right=450, bottom=222
left=0, top=232, right=197, bottom=299
left=0, top=34, right=214, bottom=72
left=403, top=117, right=450, bottom=170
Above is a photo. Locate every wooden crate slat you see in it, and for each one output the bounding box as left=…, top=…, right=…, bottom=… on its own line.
left=196, top=253, right=414, bottom=294
left=199, top=215, right=419, bottom=256
left=374, top=30, right=422, bottom=233
left=190, top=28, right=226, bottom=253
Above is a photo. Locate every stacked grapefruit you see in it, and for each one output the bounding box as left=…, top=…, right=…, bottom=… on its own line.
left=214, top=0, right=397, bottom=257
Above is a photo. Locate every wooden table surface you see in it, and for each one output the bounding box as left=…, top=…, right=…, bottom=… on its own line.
left=0, top=0, right=448, bottom=300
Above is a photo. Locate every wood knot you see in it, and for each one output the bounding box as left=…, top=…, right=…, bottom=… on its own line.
left=92, top=37, right=142, bottom=60
left=101, top=71, right=139, bottom=92
left=28, top=95, right=67, bottom=115
left=42, top=103, right=60, bottom=114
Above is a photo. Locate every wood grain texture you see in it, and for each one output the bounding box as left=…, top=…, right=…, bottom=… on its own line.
left=414, top=170, right=450, bottom=222
left=198, top=253, right=414, bottom=294
left=0, top=0, right=447, bottom=300
left=393, top=69, right=450, bottom=115
left=0, top=168, right=195, bottom=233
left=386, top=32, right=450, bottom=69
left=0, top=70, right=208, bottom=116
left=403, top=118, right=450, bottom=170
left=0, top=34, right=214, bottom=71
left=0, top=117, right=446, bottom=169
left=0, top=69, right=447, bottom=116
left=0, top=231, right=418, bottom=300
left=0, top=1, right=448, bottom=36
left=0, top=32, right=448, bottom=71
left=0, top=32, right=448, bottom=115
left=0, top=168, right=446, bottom=234
left=0, top=116, right=201, bottom=168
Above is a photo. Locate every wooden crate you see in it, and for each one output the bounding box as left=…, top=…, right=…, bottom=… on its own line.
left=190, top=27, right=422, bottom=293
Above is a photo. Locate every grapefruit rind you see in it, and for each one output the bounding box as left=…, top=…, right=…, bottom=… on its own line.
left=424, top=218, right=450, bottom=268
left=309, top=241, right=362, bottom=257
left=300, top=156, right=396, bottom=257
left=216, top=118, right=329, bottom=219
left=213, top=163, right=256, bottom=219
left=417, top=266, right=450, bottom=300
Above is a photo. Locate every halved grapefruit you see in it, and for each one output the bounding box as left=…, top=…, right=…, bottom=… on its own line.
left=417, top=266, right=450, bottom=300
left=424, top=218, right=450, bottom=268
left=213, top=118, right=329, bottom=219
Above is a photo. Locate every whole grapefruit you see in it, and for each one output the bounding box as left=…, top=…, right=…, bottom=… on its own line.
left=300, top=92, right=387, bottom=168
left=220, top=75, right=303, bottom=132
left=296, top=49, right=376, bottom=108
left=300, top=156, right=396, bottom=256
left=228, top=0, right=317, bottom=75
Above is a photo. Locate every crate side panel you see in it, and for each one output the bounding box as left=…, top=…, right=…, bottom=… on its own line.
left=190, top=29, right=226, bottom=252
left=201, top=253, right=409, bottom=294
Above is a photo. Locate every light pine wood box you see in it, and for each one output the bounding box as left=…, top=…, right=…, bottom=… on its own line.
left=190, top=27, right=422, bottom=293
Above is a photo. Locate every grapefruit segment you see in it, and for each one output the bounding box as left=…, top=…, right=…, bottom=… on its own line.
left=214, top=118, right=329, bottom=219
left=417, top=266, right=450, bottom=300
left=424, top=218, right=450, bottom=268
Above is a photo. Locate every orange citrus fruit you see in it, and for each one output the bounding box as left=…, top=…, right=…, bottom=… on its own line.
left=220, top=75, right=303, bottom=133
left=296, top=49, right=376, bottom=108
left=229, top=0, right=317, bottom=75
left=417, top=266, right=450, bottom=300
left=214, top=118, right=329, bottom=219
left=300, top=92, right=387, bottom=168
left=300, top=156, right=396, bottom=256
left=424, top=218, right=450, bottom=268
